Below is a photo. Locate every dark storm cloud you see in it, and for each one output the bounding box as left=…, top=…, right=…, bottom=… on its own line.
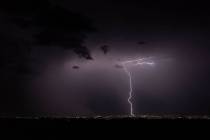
left=53, top=1, right=210, bottom=115
left=0, top=0, right=95, bottom=59
left=137, top=41, right=147, bottom=45
left=1, top=0, right=210, bottom=116
left=100, top=45, right=110, bottom=55
left=0, top=0, right=95, bottom=115
left=60, top=0, right=210, bottom=29
left=72, top=66, right=80, bottom=69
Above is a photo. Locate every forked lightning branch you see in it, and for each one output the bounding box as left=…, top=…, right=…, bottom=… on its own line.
left=121, top=57, right=155, bottom=117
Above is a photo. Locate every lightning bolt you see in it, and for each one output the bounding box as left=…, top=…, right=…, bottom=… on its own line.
left=121, top=57, right=155, bottom=117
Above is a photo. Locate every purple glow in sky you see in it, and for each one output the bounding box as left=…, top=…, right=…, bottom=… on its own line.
left=2, top=0, right=210, bottom=117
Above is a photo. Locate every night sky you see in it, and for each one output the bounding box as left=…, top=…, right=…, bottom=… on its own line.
left=1, top=0, right=210, bottom=116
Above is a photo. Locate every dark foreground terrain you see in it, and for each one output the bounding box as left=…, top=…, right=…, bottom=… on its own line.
left=0, top=115, right=209, bottom=127
left=1, top=115, right=210, bottom=121
left=1, top=115, right=210, bottom=134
